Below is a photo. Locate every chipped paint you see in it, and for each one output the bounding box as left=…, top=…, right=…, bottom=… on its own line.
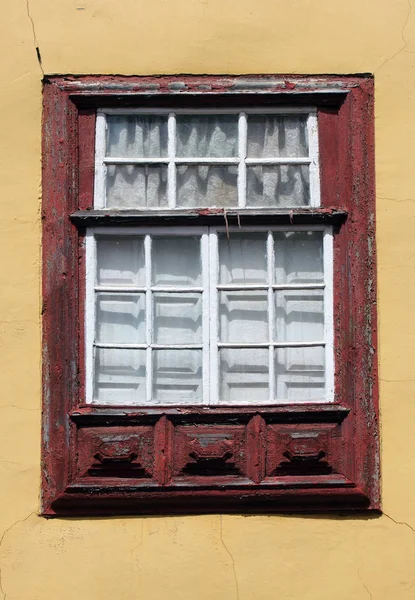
left=2, top=0, right=415, bottom=598
left=41, top=75, right=378, bottom=516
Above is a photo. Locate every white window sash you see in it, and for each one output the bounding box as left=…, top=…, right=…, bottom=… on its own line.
left=85, top=225, right=333, bottom=406
left=94, top=109, right=321, bottom=210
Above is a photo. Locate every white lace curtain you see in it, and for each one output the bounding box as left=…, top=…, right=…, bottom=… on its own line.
left=94, top=231, right=325, bottom=405
left=104, top=114, right=310, bottom=208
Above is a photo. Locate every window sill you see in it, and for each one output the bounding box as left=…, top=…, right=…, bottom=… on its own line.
left=70, top=207, right=348, bottom=227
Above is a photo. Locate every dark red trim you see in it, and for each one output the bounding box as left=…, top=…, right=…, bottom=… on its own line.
left=42, top=75, right=378, bottom=515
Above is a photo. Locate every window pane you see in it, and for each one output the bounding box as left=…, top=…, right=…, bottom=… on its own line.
left=154, top=293, right=202, bottom=344
left=274, top=231, right=323, bottom=284
left=246, top=165, right=310, bottom=207
left=97, top=237, right=145, bottom=287
left=219, top=234, right=267, bottom=285
left=152, top=236, right=202, bottom=286
left=96, top=294, right=146, bottom=344
left=153, top=349, right=203, bottom=404
left=176, top=115, right=238, bottom=157
left=219, top=291, right=268, bottom=343
left=106, top=165, right=168, bottom=208
left=176, top=165, right=238, bottom=207
left=220, top=348, right=268, bottom=403
left=274, top=290, right=324, bottom=342
left=275, top=346, right=325, bottom=402
left=106, top=115, right=168, bottom=158
left=94, top=348, right=146, bottom=404
left=247, top=115, right=308, bottom=158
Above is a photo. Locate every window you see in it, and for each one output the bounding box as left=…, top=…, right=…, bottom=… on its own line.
left=42, top=75, right=379, bottom=515
left=89, top=227, right=333, bottom=406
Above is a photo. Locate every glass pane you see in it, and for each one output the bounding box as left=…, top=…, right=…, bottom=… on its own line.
left=275, top=346, right=325, bottom=402
left=106, top=165, right=168, bottom=208
left=220, top=348, right=269, bottom=403
left=274, top=231, right=323, bottom=284
left=219, top=291, right=268, bottom=343
left=94, top=348, right=146, bottom=404
left=153, top=349, right=203, bottom=404
left=247, top=115, right=308, bottom=158
left=96, top=237, right=145, bottom=287
left=274, top=290, right=324, bottom=342
left=176, top=165, right=238, bottom=207
left=106, top=115, right=168, bottom=158
left=154, top=293, right=202, bottom=344
left=176, top=115, right=238, bottom=157
left=246, top=165, right=310, bottom=207
left=219, top=234, right=267, bottom=285
left=152, top=236, right=202, bottom=286
left=96, top=294, right=146, bottom=344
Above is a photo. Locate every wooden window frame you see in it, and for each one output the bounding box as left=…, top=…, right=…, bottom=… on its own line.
left=41, top=74, right=378, bottom=516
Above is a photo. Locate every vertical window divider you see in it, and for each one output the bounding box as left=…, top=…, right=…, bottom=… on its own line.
left=168, top=113, right=176, bottom=209
left=94, top=112, right=107, bottom=209
left=201, top=230, right=210, bottom=404
left=209, top=229, right=219, bottom=404
left=144, top=234, right=153, bottom=403
left=307, top=112, right=321, bottom=208
left=323, top=227, right=334, bottom=402
left=238, top=112, right=247, bottom=208
left=85, top=231, right=96, bottom=403
left=267, top=230, right=275, bottom=403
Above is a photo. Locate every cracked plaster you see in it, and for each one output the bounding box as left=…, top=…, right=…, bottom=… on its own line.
left=1, top=0, right=415, bottom=598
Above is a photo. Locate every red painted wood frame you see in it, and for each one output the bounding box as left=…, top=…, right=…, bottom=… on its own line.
left=41, top=75, right=378, bottom=515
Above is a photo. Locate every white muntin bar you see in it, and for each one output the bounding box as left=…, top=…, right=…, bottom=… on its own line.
left=209, top=230, right=219, bottom=404
left=85, top=232, right=96, bottom=403
left=101, top=107, right=316, bottom=116
left=201, top=232, right=210, bottom=404
left=104, top=157, right=241, bottom=165
left=94, top=286, right=147, bottom=293
left=267, top=231, right=275, bottom=403
left=175, top=157, right=239, bottom=165
left=144, top=234, right=152, bottom=403
left=307, top=112, right=321, bottom=208
left=167, top=113, right=176, bottom=209
left=103, top=157, right=169, bottom=165
left=95, top=343, right=148, bottom=349
left=217, top=342, right=326, bottom=348
left=94, top=112, right=107, bottom=209
left=150, top=286, right=204, bottom=293
left=245, top=157, right=312, bottom=165
left=95, top=343, right=203, bottom=350
left=216, top=283, right=325, bottom=291
left=238, top=112, right=247, bottom=208
left=323, top=227, right=334, bottom=402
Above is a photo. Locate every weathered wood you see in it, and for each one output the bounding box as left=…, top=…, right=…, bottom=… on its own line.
left=42, top=74, right=379, bottom=516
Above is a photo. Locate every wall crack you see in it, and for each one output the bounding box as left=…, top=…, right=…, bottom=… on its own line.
left=219, top=516, right=240, bottom=600
left=375, top=0, right=412, bottom=72
left=25, top=0, right=44, bottom=76
left=0, top=512, right=37, bottom=600
left=357, top=566, right=373, bottom=600
left=383, top=512, right=415, bottom=534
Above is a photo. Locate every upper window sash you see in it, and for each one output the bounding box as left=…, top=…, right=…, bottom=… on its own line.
left=94, top=108, right=320, bottom=211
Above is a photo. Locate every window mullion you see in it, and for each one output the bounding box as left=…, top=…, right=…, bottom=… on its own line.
left=209, top=229, right=219, bottom=404
left=267, top=230, right=275, bottom=403
left=238, top=112, right=247, bottom=208
left=308, top=112, right=321, bottom=208
left=168, top=113, right=176, bottom=209
left=144, top=234, right=153, bottom=404
left=94, top=112, right=107, bottom=209
left=323, top=227, right=334, bottom=402
left=202, top=230, right=210, bottom=405
left=86, top=231, right=96, bottom=403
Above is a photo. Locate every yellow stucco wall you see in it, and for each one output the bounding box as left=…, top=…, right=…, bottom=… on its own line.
left=1, top=1, right=415, bottom=598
